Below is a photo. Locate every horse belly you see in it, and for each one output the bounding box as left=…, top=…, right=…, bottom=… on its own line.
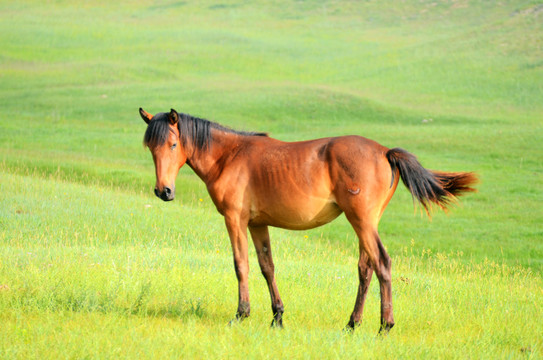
left=249, top=194, right=342, bottom=230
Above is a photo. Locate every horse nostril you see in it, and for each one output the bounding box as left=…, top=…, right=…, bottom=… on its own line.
left=155, top=186, right=174, bottom=201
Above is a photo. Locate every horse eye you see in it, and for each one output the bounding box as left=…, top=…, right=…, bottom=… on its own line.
left=171, top=143, right=177, bottom=150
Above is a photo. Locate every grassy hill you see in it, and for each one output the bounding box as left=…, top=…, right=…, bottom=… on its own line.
left=1, top=0, right=542, bottom=358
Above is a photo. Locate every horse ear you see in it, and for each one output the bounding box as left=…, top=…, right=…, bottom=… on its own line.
left=169, top=109, right=179, bottom=125
left=139, top=108, right=153, bottom=124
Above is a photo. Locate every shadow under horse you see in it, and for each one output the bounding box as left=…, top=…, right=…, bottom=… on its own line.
left=139, top=108, right=477, bottom=332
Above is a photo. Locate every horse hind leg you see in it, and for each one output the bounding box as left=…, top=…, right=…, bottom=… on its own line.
left=374, top=231, right=394, bottom=333
left=346, top=250, right=373, bottom=330
left=346, top=217, right=395, bottom=333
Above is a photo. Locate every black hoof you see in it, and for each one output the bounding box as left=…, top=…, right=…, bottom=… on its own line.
left=378, top=322, right=394, bottom=335
left=270, top=318, right=284, bottom=329
left=228, top=313, right=248, bottom=326
left=343, top=319, right=360, bottom=333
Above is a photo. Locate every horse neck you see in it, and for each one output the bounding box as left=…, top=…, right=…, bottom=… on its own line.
left=185, top=129, right=240, bottom=184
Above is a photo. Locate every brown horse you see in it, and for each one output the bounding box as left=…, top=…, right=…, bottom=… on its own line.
left=139, top=108, right=477, bottom=332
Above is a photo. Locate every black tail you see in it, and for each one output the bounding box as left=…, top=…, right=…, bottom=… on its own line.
left=386, top=148, right=478, bottom=214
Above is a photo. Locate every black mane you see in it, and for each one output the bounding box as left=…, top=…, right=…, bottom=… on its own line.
left=143, top=112, right=268, bottom=150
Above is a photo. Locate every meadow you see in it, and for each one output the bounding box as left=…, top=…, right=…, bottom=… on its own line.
left=1, top=0, right=542, bottom=358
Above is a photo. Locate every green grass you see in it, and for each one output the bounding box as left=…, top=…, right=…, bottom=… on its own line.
left=1, top=171, right=541, bottom=358
left=1, top=0, right=542, bottom=358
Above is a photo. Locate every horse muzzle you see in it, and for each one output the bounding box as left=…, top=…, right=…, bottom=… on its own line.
left=155, top=186, right=175, bottom=201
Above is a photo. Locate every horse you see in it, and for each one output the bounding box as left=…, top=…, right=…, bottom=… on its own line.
left=139, top=107, right=477, bottom=332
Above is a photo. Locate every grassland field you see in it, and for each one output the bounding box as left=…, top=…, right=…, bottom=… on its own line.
left=0, top=0, right=542, bottom=358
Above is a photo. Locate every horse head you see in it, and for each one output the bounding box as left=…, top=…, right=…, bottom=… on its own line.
left=140, top=108, right=187, bottom=201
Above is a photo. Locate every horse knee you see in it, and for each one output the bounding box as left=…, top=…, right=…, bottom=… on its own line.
left=234, top=262, right=249, bottom=281
left=376, top=234, right=391, bottom=267
left=375, top=264, right=392, bottom=285
left=257, top=257, right=275, bottom=277
left=260, top=265, right=274, bottom=280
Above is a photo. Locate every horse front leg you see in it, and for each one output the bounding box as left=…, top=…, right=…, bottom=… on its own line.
left=249, top=225, right=284, bottom=328
left=225, top=214, right=251, bottom=322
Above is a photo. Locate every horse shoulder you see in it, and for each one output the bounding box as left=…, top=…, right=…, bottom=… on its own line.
left=205, top=138, right=263, bottom=217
